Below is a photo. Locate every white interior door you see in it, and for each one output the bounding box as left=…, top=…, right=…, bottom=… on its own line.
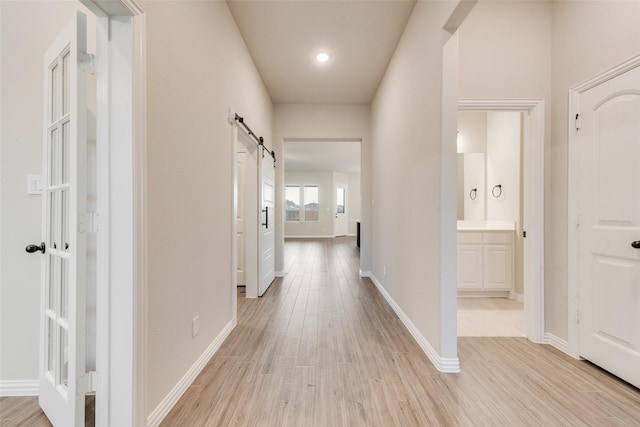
left=335, top=183, right=348, bottom=236
left=260, top=152, right=275, bottom=296
left=236, top=149, right=247, bottom=286
left=577, top=64, right=640, bottom=389
left=37, top=11, right=88, bottom=426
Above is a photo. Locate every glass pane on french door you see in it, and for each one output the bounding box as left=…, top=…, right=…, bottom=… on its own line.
left=44, top=45, right=72, bottom=394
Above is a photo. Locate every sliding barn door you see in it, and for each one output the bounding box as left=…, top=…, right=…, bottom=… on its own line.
left=259, top=153, right=275, bottom=296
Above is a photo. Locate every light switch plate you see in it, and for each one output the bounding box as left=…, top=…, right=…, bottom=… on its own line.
left=27, top=175, right=43, bottom=195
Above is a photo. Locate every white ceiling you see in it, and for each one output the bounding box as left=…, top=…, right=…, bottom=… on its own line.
left=284, top=140, right=361, bottom=173
left=227, top=0, right=416, bottom=104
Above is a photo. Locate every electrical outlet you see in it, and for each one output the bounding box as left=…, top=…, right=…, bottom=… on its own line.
left=192, top=316, right=199, bottom=338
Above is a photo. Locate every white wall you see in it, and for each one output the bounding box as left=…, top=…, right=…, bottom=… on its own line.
left=486, top=111, right=520, bottom=222
left=140, top=0, right=273, bottom=414
left=0, top=0, right=96, bottom=391
left=371, top=1, right=460, bottom=360
left=273, top=105, right=371, bottom=273
left=457, top=111, right=487, bottom=153
left=284, top=171, right=334, bottom=237
left=550, top=1, right=640, bottom=339
left=459, top=0, right=640, bottom=340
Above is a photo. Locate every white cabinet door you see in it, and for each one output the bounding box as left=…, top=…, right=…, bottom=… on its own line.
left=483, top=244, right=513, bottom=290
left=38, top=12, right=88, bottom=427
left=578, top=63, right=640, bottom=389
left=457, top=244, right=483, bottom=289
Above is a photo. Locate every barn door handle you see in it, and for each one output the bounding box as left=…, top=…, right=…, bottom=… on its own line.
left=26, top=242, right=46, bottom=254
left=631, top=241, right=640, bottom=249
left=262, top=207, right=268, bottom=229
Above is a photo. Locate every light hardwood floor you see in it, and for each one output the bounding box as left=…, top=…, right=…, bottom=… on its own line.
left=2, top=237, right=639, bottom=426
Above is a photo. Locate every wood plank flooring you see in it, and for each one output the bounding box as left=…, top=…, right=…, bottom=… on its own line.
left=160, top=237, right=640, bottom=426
left=2, top=237, right=639, bottom=426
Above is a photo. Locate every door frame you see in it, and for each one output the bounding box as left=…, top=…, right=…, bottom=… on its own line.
left=567, top=53, right=640, bottom=358
left=79, top=1, right=146, bottom=426
left=458, top=99, right=545, bottom=343
left=231, top=124, right=260, bottom=302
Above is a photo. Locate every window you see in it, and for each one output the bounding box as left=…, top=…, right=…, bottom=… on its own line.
left=285, top=185, right=319, bottom=222
left=304, top=186, right=319, bottom=221
left=336, top=188, right=345, bottom=214
left=285, top=185, right=300, bottom=221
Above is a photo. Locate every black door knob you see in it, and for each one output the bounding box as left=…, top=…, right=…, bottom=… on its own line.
left=632, top=241, right=640, bottom=249
left=25, top=242, right=46, bottom=254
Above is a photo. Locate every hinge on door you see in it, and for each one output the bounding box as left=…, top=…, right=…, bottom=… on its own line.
left=576, top=213, right=582, bottom=228
left=576, top=309, right=580, bottom=325
left=77, top=371, right=98, bottom=395
left=79, top=52, right=95, bottom=75
left=78, top=213, right=100, bottom=233
left=575, top=113, right=581, bottom=131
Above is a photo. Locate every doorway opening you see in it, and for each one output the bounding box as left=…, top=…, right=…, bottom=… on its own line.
left=282, top=140, right=361, bottom=251
left=457, top=100, right=545, bottom=343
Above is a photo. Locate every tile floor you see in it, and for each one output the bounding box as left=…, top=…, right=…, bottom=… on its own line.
left=457, top=297, right=525, bottom=337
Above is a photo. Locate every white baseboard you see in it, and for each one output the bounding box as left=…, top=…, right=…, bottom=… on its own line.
left=369, top=274, right=460, bottom=373
left=544, top=333, right=570, bottom=356
left=284, top=235, right=335, bottom=239
left=0, top=380, right=39, bottom=396
left=147, top=320, right=235, bottom=427
left=346, top=233, right=356, bottom=237
left=359, top=269, right=371, bottom=278
left=513, top=292, right=525, bottom=302
left=275, top=271, right=284, bottom=277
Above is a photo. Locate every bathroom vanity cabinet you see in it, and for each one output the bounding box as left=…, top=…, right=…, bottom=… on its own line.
left=457, top=221, right=514, bottom=296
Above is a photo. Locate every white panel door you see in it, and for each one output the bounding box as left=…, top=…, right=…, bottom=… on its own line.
left=334, top=184, right=348, bottom=236
left=236, top=149, right=246, bottom=286
left=578, top=64, right=640, bottom=389
left=37, top=12, right=88, bottom=426
left=259, top=153, right=275, bottom=296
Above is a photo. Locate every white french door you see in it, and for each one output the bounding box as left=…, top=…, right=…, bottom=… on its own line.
left=577, top=63, right=640, bottom=389
left=259, top=153, right=275, bottom=296
left=38, top=11, right=88, bottom=426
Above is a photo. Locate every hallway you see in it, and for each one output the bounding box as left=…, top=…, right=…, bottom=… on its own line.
left=160, top=237, right=640, bottom=426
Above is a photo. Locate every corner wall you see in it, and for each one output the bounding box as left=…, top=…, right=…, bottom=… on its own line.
left=370, top=1, right=461, bottom=362
left=140, top=0, right=273, bottom=416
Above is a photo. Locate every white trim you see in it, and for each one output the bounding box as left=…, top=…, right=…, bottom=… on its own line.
left=369, top=275, right=460, bottom=373
left=458, top=99, right=545, bottom=344
left=284, top=235, right=335, bottom=239
left=359, top=270, right=371, bottom=278
left=346, top=233, right=356, bottom=237
left=544, top=333, right=571, bottom=357
left=275, top=271, right=284, bottom=277
left=513, top=292, right=525, bottom=303
left=132, top=12, right=148, bottom=427
left=0, top=380, right=39, bottom=397
left=567, top=53, right=640, bottom=359
left=146, top=320, right=235, bottom=427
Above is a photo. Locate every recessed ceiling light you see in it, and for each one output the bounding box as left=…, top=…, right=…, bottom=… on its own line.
left=316, top=52, right=330, bottom=63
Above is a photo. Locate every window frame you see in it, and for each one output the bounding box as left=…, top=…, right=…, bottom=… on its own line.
left=284, top=184, right=320, bottom=223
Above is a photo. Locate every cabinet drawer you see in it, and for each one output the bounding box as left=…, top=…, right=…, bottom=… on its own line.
left=458, top=232, right=482, bottom=244
left=483, top=231, right=513, bottom=244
